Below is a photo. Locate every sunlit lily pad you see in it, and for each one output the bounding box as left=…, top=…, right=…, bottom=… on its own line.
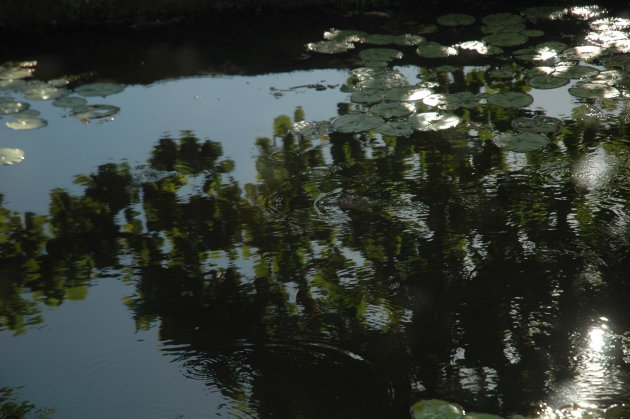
left=0, top=148, right=25, bottom=165
left=358, top=73, right=407, bottom=89
left=323, top=28, right=367, bottom=42
left=483, top=32, right=528, bottom=47
left=457, top=41, right=503, bottom=55
left=0, top=101, right=29, bottom=114
left=494, top=131, right=549, bottom=152
left=71, top=104, right=120, bottom=119
left=359, top=48, right=403, bottom=62
left=482, top=13, right=524, bottom=26
left=437, top=13, right=476, bottom=26
left=0, top=66, right=33, bottom=80
left=351, top=67, right=387, bottom=80
left=6, top=116, right=47, bottom=130
left=393, top=34, right=425, bottom=46
left=416, top=42, right=457, bottom=58
left=512, top=116, right=563, bottom=133
left=410, top=399, right=464, bottom=419
left=53, top=96, right=88, bottom=108
left=527, top=75, right=570, bottom=89
left=553, top=65, right=599, bottom=79
left=74, top=82, right=125, bottom=97
left=376, top=120, right=413, bottom=136
left=21, top=85, right=70, bottom=100
left=331, top=114, right=384, bottom=133
left=487, top=92, right=534, bottom=108
left=561, top=45, right=604, bottom=60
left=569, top=83, right=621, bottom=98
left=409, top=112, right=461, bottom=131
left=423, top=93, right=458, bottom=110
left=307, top=40, right=355, bottom=54
left=536, top=41, right=568, bottom=53
left=521, top=6, right=565, bottom=21
left=591, top=70, right=630, bottom=86
left=350, top=89, right=386, bottom=103
left=371, top=102, right=415, bottom=118
left=383, top=86, right=432, bottom=101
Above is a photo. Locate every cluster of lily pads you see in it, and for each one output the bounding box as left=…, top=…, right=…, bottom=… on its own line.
left=303, top=5, right=630, bottom=153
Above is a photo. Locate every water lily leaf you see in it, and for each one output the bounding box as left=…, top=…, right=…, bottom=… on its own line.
left=364, top=34, right=398, bottom=45
left=561, top=45, right=604, bottom=60
left=513, top=48, right=540, bottom=61
left=591, top=69, right=630, bottom=86
left=416, top=42, right=457, bottom=58
left=522, top=29, right=545, bottom=37
left=512, top=116, right=563, bottom=133
left=53, top=96, right=88, bottom=108
left=21, top=85, right=70, bottom=100
left=376, top=120, right=413, bottom=136
left=307, top=40, right=355, bottom=53
left=521, top=6, right=564, bottom=21
left=350, top=89, right=386, bottom=103
left=351, top=67, right=387, bottom=80
left=6, top=116, right=47, bottom=130
left=358, top=74, right=406, bottom=89
left=527, top=75, right=570, bottom=89
left=0, top=101, right=29, bottom=114
left=482, top=13, right=524, bottom=26
left=331, top=114, right=384, bottom=133
left=410, top=399, right=464, bottom=419
left=423, top=93, right=458, bottom=110
left=553, top=65, right=600, bottom=79
left=536, top=41, right=568, bottom=53
left=74, top=82, right=125, bottom=97
left=450, top=91, right=481, bottom=108
left=0, top=66, right=33, bottom=80
left=383, top=86, right=432, bottom=101
left=393, top=34, right=425, bottom=46
left=483, top=32, right=528, bottom=47
left=323, top=28, right=367, bottom=42
left=19, top=109, right=40, bottom=117
left=487, top=92, right=534, bottom=108
left=437, top=13, right=476, bottom=26
left=569, top=83, right=620, bottom=98
left=482, top=22, right=526, bottom=34
left=494, top=131, right=549, bottom=152
left=359, top=48, right=403, bottom=62
left=371, top=102, right=415, bottom=118
left=489, top=68, right=514, bottom=79
left=457, top=41, right=503, bottom=55
left=409, top=112, right=461, bottom=131
left=0, top=148, right=25, bottom=165
left=465, top=414, right=503, bottom=419
left=71, top=104, right=120, bottom=119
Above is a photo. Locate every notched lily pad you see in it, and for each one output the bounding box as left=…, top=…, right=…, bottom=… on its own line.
left=6, top=116, right=47, bottom=130
left=350, top=89, right=386, bottom=103
left=409, top=112, right=461, bottom=131
left=307, top=40, right=355, bottom=54
left=383, top=86, right=432, bottom=101
left=359, top=48, right=403, bottom=62
left=0, top=101, right=29, bottom=114
left=494, top=131, right=549, bottom=152
left=364, top=34, right=398, bottom=45
left=331, top=114, right=384, bottom=133
left=53, top=96, right=88, bottom=108
left=393, top=34, right=425, bottom=46
left=423, top=93, right=458, bottom=110
left=370, top=102, right=415, bottom=118
left=569, top=83, right=620, bottom=98
left=457, top=41, right=503, bottom=55
left=487, top=92, right=534, bottom=108
left=527, top=75, right=570, bottom=89
left=376, top=120, right=413, bottom=136
left=437, top=13, right=476, bottom=27
left=483, top=32, right=529, bottom=47
left=74, top=82, right=125, bottom=97
left=21, top=85, right=70, bottom=100
left=562, top=45, right=604, bottom=60
left=416, top=42, right=457, bottom=58
left=553, top=65, right=599, bottom=79
left=450, top=91, right=482, bottom=108
left=0, top=148, right=25, bottom=165
left=512, top=116, right=562, bottom=133
left=410, top=399, right=464, bottom=419
left=71, top=104, right=120, bottom=120
left=323, top=28, right=367, bottom=42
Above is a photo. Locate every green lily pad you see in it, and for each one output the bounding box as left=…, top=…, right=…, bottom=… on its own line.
left=482, top=22, right=526, bottom=34
left=307, top=40, right=355, bottom=54
left=383, top=86, right=432, bottom=101
left=74, top=82, right=125, bottom=97
left=489, top=68, right=514, bottom=79
left=450, top=91, right=482, bottom=108
left=569, top=83, right=621, bottom=98
left=371, top=102, right=415, bottom=118
left=350, top=89, right=386, bottom=103
left=465, top=414, right=503, bottom=419
left=364, top=34, right=398, bottom=45
left=591, top=70, right=630, bottom=86
left=487, top=92, right=534, bottom=108
left=19, top=109, right=41, bottom=117
left=351, top=67, right=387, bottom=80
left=6, top=116, right=47, bottom=130
left=437, top=13, right=476, bottom=27
left=71, top=104, right=120, bottom=119
left=522, top=29, right=545, bottom=37
left=409, top=112, right=461, bottom=131
left=323, top=28, right=367, bottom=42
left=331, top=114, right=384, bottom=133
left=0, top=66, right=33, bottom=80
left=53, top=96, right=88, bottom=108
left=423, top=93, right=458, bottom=110
left=527, top=75, right=570, bottom=89
left=536, top=41, right=568, bottom=53
left=512, top=116, right=563, bottom=133
left=553, top=65, right=600, bottom=79
left=21, top=85, right=70, bottom=100
left=521, top=6, right=564, bottom=20
left=483, top=32, right=529, bottom=47
left=494, top=131, right=549, bottom=152
left=482, top=13, right=524, bottom=26
left=0, top=101, right=29, bottom=114
left=376, top=120, right=413, bottom=136
left=457, top=41, right=503, bottom=55
left=359, top=48, right=403, bottom=62
left=561, top=45, right=604, bottom=60
left=0, top=148, right=25, bottom=165
left=393, top=34, right=425, bottom=46
left=358, top=74, right=406, bottom=89
left=410, top=399, right=464, bottom=419
left=416, top=42, right=457, bottom=58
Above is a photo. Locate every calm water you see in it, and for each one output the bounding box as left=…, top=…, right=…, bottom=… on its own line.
left=1, top=5, right=630, bottom=419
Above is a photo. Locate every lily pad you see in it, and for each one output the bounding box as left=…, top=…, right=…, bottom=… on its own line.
left=409, top=112, right=461, bottom=131
left=561, top=45, right=604, bottom=60
left=553, top=65, right=599, bottom=79
left=376, top=120, right=413, bottom=136
left=53, top=96, right=88, bottom=108
left=359, top=48, right=403, bottom=62
left=416, top=42, right=457, bottom=58
left=358, top=74, right=406, bottom=89
left=323, top=28, right=367, bottom=42
left=487, top=92, right=534, bottom=108
left=512, top=116, right=563, bottom=133
left=364, top=34, right=398, bottom=45
left=457, top=41, right=503, bottom=55
left=482, top=13, right=524, bottom=26
left=74, top=82, right=125, bottom=97
left=521, top=6, right=564, bottom=21
left=536, top=41, right=568, bottom=53
left=331, top=114, right=384, bottom=133
left=422, top=93, right=458, bottom=110
left=350, top=89, right=386, bottom=103
left=370, top=102, right=415, bottom=118
left=494, top=131, right=549, bottom=152
left=0, top=101, right=29, bottom=114
left=522, top=29, right=545, bottom=37
left=489, top=68, right=514, bottom=79
left=307, top=40, right=355, bottom=54
left=393, top=34, right=425, bottom=46
left=410, top=399, right=464, bottom=419
left=21, top=85, right=70, bottom=100
left=569, top=83, right=621, bottom=98
left=383, top=86, right=432, bottom=101
left=0, top=148, right=25, bottom=165
left=527, top=75, right=570, bottom=89
left=6, top=116, right=47, bottom=130
left=483, top=32, right=528, bottom=47
left=437, top=13, right=476, bottom=27
left=71, top=104, right=120, bottom=120
left=450, top=91, right=482, bottom=108
left=0, top=66, right=33, bottom=80
left=482, top=22, right=526, bottom=34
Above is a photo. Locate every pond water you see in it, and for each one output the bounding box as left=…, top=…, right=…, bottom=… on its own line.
left=1, top=4, right=630, bottom=419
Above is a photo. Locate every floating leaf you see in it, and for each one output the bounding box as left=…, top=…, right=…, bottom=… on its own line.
left=376, top=120, right=413, bottom=136
left=350, top=89, right=386, bottom=103
left=416, top=42, right=457, bottom=58
left=489, top=67, right=514, bottom=79
left=371, top=102, right=415, bottom=118
left=536, top=41, right=567, bottom=53
left=482, top=22, right=526, bottom=34
left=465, top=414, right=503, bottom=419
left=331, top=114, right=384, bottom=133
left=307, top=40, right=355, bottom=54
left=21, top=85, right=70, bottom=100
left=553, top=65, right=599, bottom=79
left=71, top=104, right=120, bottom=119
left=527, top=75, right=570, bottom=89
left=423, top=93, right=458, bottom=110
left=521, top=6, right=565, bottom=21
left=410, top=399, right=464, bottom=419
left=512, top=116, right=562, bottom=133
left=0, top=66, right=33, bottom=80
left=358, top=74, right=406, bottom=89
left=569, top=83, right=620, bottom=98
left=6, top=116, right=47, bottom=130
left=53, top=96, right=88, bottom=108
left=383, top=86, right=432, bottom=101
left=0, top=101, right=29, bottom=114
left=522, top=29, right=545, bottom=37
left=457, top=41, right=503, bottom=55
left=450, top=91, right=482, bottom=108
left=494, top=131, right=549, bottom=152
left=0, top=148, right=25, bottom=165
left=561, top=45, right=604, bottom=60
left=359, top=48, right=403, bottom=62
left=364, top=34, right=398, bottom=45
left=487, top=92, right=534, bottom=108
left=483, top=32, right=528, bottom=47
left=393, top=34, right=425, bottom=46
left=409, top=112, right=461, bottom=131
left=19, top=109, right=40, bottom=117
left=482, top=13, right=524, bottom=26
left=437, top=13, right=476, bottom=27
left=74, top=82, right=125, bottom=97
left=323, top=28, right=367, bottom=42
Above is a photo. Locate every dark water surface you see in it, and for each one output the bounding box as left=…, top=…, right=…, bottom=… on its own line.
left=1, top=4, right=630, bottom=419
